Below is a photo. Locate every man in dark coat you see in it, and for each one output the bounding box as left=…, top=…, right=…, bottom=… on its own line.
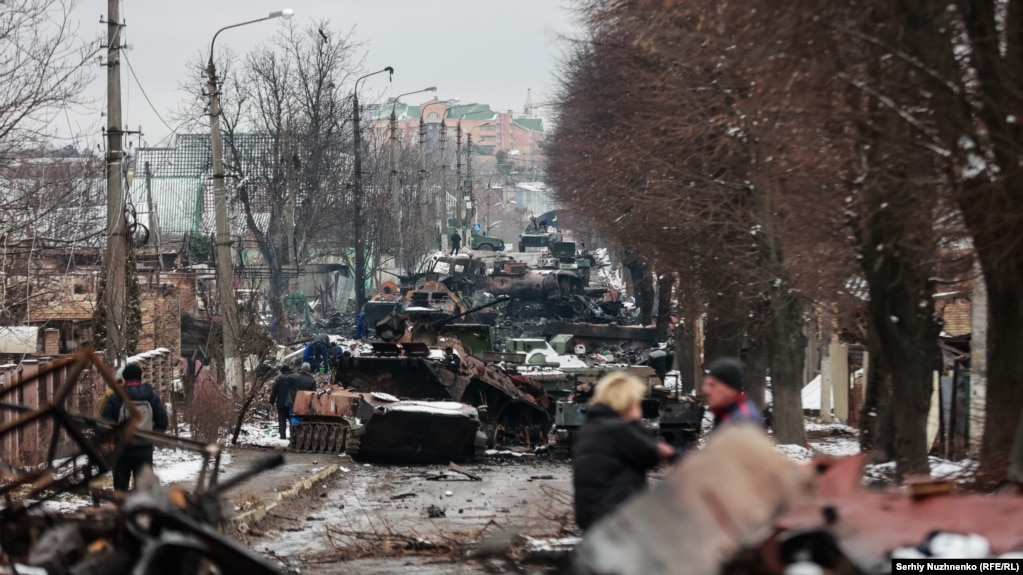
left=102, top=363, right=169, bottom=491
left=450, top=231, right=462, bottom=255
left=293, top=362, right=317, bottom=396
left=573, top=372, right=675, bottom=530
left=269, top=365, right=296, bottom=439
left=702, top=356, right=764, bottom=430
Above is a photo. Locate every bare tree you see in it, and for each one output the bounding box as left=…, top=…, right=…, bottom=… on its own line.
left=0, top=0, right=95, bottom=160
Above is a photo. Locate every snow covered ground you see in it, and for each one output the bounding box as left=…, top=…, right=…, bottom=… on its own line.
left=773, top=419, right=977, bottom=487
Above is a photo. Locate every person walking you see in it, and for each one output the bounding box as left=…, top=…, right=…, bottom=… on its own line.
left=450, top=231, right=462, bottom=255
left=102, top=363, right=169, bottom=491
left=572, top=372, right=676, bottom=530
left=701, top=357, right=763, bottom=430
left=268, top=365, right=296, bottom=440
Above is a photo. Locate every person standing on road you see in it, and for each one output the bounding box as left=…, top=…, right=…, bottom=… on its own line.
left=572, top=372, right=676, bottom=531
left=268, top=365, right=296, bottom=440
left=102, top=363, right=169, bottom=491
left=701, top=356, right=763, bottom=430
left=355, top=306, right=368, bottom=339
left=450, top=231, right=462, bottom=255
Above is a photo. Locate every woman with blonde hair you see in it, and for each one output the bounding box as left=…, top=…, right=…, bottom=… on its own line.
left=572, top=371, right=675, bottom=530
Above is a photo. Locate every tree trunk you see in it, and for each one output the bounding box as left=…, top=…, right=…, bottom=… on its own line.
left=978, top=264, right=1023, bottom=480
left=744, top=327, right=769, bottom=414
left=654, top=272, right=673, bottom=341
left=767, top=290, right=807, bottom=445
left=674, top=319, right=699, bottom=395
left=861, top=244, right=937, bottom=479
left=860, top=321, right=895, bottom=461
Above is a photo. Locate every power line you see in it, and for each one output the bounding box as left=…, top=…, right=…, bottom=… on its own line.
left=122, top=51, right=178, bottom=140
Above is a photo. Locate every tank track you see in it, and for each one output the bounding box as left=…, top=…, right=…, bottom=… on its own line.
left=289, top=422, right=350, bottom=454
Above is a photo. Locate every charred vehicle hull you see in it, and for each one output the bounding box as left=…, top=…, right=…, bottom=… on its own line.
left=290, top=387, right=481, bottom=463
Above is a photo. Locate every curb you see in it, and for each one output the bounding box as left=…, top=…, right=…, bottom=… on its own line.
left=225, top=463, right=340, bottom=532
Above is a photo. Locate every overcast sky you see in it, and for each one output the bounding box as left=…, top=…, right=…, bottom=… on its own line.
left=56, top=0, right=582, bottom=150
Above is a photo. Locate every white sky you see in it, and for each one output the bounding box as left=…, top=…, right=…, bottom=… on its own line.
left=53, top=0, right=582, bottom=151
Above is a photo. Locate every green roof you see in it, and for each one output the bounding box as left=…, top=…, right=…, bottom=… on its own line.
left=126, top=176, right=203, bottom=236
left=513, top=117, right=544, bottom=132
left=448, top=103, right=498, bottom=121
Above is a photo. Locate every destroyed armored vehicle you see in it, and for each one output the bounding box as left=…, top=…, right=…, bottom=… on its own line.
left=500, top=337, right=705, bottom=457
left=290, top=387, right=481, bottom=463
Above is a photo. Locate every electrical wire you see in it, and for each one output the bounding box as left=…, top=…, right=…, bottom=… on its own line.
left=122, top=51, right=178, bottom=140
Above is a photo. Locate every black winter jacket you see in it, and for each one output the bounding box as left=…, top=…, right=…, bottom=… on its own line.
left=572, top=403, right=660, bottom=530
left=269, top=374, right=296, bottom=410
left=102, top=381, right=169, bottom=458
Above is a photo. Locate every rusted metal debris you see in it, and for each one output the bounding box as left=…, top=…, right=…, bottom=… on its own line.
left=0, top=348, right=285, bottom=575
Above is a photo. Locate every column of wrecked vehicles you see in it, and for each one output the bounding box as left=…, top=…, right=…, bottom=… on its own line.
left=279, top=237, right=704, bottom=464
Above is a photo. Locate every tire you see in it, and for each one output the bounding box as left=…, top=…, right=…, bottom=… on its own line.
left=478, top=243, right=494, bottom=251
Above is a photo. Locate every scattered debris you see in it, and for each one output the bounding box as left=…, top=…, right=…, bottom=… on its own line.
left=449, top=462, right=483, bottom=481
left=426, top=505, right=446, bottom=518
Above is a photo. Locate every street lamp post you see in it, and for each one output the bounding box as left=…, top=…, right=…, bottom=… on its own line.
left=352, top=66, right=393, bottom=311
left=388, top=87, right=436, bottom=273
left=207, top=8, right=293, bottom=396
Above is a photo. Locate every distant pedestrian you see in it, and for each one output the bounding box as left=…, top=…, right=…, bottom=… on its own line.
left=450, top=231, right=462, bottom=255
left=293, top=362, right=317, bottom=396
left=355, top=307, right=368, bottom=339
left=573, top=372, right=675, bottom=530
left=309, top=333, right=331, bottom=371
left=102, top=363, right=169, bottom=491
left=702, top=357, right=763, bottom=431
left=269, top=365, right=296, bottom=439
left=443, top=346, right=461, bottom=372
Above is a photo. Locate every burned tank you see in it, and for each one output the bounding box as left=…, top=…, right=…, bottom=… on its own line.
left=289, top=387, right=481, bottom=463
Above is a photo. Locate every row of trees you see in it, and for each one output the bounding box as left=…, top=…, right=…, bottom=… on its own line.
left=547, top=0, right=1022, bottom=481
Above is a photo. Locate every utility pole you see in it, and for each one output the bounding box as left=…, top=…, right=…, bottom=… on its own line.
left=351, top=66, right=392, bottom=310
left=439, top=119, right=449, bottom=252
left=455, top=120, right=463, bottom=246
left=103, top=0, right=127, bottom=365
left=389, top=107, right=401, bottom=272
left=418, top=117, right=430, bottom=248
left=465, top=133, right=474, bottom=243
left=144, top=162, right=163, bottom=270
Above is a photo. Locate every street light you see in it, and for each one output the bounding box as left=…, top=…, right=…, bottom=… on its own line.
left=388, top=87, right=436, bottom=273
left=352, top=66, right=394, bottom=311
left=206, top=8, right=293, bottom=396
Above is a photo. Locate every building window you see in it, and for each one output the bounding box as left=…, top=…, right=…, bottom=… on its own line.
left=428, top=111, right=440, bottom=121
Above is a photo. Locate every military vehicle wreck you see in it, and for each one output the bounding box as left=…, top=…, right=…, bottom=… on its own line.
left=289, top=387, right=481, bottom=463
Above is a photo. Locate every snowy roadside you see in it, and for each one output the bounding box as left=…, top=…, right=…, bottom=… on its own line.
left=773, top=419, right=977, bottom=487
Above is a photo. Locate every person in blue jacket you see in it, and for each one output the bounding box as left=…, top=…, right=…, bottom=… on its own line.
left=102, top=363, right=169, bottom=491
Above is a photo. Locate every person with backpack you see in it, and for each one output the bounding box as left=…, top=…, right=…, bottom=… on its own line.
left=102, top=363, right=169, bottom=491
left=268, top=365, right=296, bottom=440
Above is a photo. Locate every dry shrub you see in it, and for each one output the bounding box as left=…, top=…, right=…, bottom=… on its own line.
left=184, top=374, right=234, bottom=443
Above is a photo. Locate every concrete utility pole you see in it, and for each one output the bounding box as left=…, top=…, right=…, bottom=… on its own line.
left=464, top=133, right=474, bottom=243
left=439, top=118, right=449, bottom=251
left=103, top=0, right=127, bottom=365
left=418, top=118, right=429, bottom=234
left=351, top=66, right=393, bottom=310
left=455, top=120, right=463, bottom=245
left=144, top=162, right=163, bottom=270
left=207, top=8, right=293, bottom=396
left=388, top=87, right=435, bottom=272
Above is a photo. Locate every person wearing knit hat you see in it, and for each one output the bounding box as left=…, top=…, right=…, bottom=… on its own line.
left=702, top=357, right=763, bottom=430
left=101, top=362, right=169, bottom=491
